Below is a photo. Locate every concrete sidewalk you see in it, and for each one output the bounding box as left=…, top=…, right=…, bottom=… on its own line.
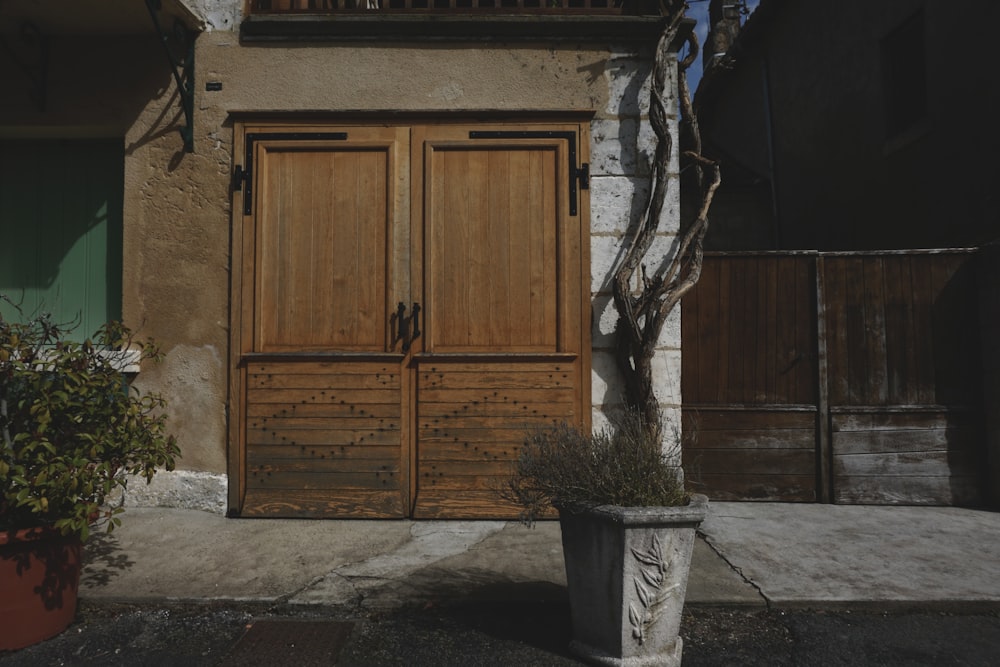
left=80, top=502, right=1000, bottom=611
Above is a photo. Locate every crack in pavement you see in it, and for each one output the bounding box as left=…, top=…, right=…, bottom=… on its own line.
left=275, top=571, right=363, bottom=610
left=698, top=531, right=771, bottom=608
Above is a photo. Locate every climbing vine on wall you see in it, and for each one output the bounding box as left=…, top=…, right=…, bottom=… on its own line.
left=612, top=1, right=721, bottom=432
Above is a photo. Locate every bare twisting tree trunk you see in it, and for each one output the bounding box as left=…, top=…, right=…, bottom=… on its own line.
left=612, top=3, right=722, bottom=432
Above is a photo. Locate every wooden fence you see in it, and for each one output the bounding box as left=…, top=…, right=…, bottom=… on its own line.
left=681, top=250, right=987, bottom=505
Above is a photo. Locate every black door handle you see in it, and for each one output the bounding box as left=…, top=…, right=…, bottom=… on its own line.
left=411, top=302, right=421, bottom=341
left=398, top=302, right=421, bottom=353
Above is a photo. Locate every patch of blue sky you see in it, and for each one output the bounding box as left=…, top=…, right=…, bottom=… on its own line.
left=684, top=0, right=761, bottom=92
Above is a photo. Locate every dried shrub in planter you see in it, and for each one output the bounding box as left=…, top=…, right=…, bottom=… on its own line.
left=501, top=408, right=689, bottom=525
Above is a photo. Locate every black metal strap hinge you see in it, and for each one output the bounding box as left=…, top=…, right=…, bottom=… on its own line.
left=144, top=0, right=196, bottom=153
left=233, top=165, right=246, bottom=192
left=241, top=132, right=349, bottom=215
left=468, top=131, right=587, bottom=217
left=578, top=162, right=590, bottom=191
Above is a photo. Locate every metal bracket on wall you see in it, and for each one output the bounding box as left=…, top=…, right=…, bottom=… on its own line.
left=144, top=0, right=196, bottom=152
left=0, top=22, right=49, bottom=112
left=468, top=130, right=589, bottom=217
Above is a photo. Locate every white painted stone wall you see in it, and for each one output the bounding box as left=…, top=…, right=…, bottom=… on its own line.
left=590, top=48, right=683, bottom=442
left=180, top=0, right=240, bottom=31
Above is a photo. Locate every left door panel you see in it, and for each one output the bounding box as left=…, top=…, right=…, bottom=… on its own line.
left=232, top=126, right=410, bottom=517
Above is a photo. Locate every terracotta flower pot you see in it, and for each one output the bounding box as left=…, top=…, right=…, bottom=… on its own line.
left=558, top=494, right=708, bottom=667
left=0, top=526, right=82, bottom=650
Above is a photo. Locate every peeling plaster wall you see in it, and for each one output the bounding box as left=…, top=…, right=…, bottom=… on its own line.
left=1, top=21, right=682, bottom=512
left=132, top=345, right=227, bottom=473
left=121, top=44, right=233, bottom=491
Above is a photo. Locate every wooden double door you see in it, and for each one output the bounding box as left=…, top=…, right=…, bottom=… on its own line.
left=229, top=121, right=591, bottom=518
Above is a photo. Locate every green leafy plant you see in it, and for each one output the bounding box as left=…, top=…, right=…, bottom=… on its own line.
left=501, top=408, right=688, bottom=525
left=0, top=305, right=179, bottom=541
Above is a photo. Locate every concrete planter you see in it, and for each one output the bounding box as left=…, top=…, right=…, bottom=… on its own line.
left=558, top=494, right=708, bottom=667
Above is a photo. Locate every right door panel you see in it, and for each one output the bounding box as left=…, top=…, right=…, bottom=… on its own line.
left=411, top=126, right=588, bottom=518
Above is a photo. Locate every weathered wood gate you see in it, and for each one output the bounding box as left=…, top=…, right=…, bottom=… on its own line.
left=682, top=251, right=986, bottom=505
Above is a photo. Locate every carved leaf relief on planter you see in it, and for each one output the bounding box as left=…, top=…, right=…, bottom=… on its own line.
left=628, top=532, right=679, bottom=644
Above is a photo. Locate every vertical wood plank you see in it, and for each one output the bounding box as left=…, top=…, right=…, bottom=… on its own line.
left=742, top=257, right=756, bottom=403
left=716, top=258, right=732, bottom=404
left=763, top=256, right=778, bottom=402
left=882, top=256, right=912, bottom=404
left=774, top=257, right=797, bottom=403
left=863, top=256, right=889, bottom=405
left=823, top=258, right=847, bottom=405
left=909, top=253, right=936, bottom=404
left=800, top=256, right=819, bottom=403
left=681, top=272, right=700, bottom=402
left=843, top=257, right=868, bottom=406
left=509, top=149, right=534, bottom=346
left=749, top=256, right=764, bottom=403
left=488, top=149, right=512, bottom=346
left=540, top=148, right=558, bottom=348
left=815, top=256, right=831, bottom=503
left=727, top=257, right=746, bottom=404
left=697, top=257, right=720, bottom=404
left=357, top=151, right=385, bottom=342
left=468, top=149, right=492, bottom=347
left=439, top=148, right=471, bottom=347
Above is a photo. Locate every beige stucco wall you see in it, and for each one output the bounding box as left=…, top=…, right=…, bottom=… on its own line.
left=0, top=25, right=681, bottom=512
left=0, top=34, right=233, bottom=497
left=200, top=35, right=613, bottom=112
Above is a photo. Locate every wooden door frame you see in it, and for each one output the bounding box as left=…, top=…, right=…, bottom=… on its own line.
left=228, top=115, right=593, bottom=518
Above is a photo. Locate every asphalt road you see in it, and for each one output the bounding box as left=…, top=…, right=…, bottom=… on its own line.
left=2, top=601, right=999, bottom=666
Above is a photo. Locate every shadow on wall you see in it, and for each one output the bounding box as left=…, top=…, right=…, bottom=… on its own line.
left=978, top=243, right=1000, bottom=507
left=0, top=141, right=120, bottom=289
left=932, top=258, right=989, bottom=505
left=0, top=34, right=175, bottom=330
left=0, top=34, right=174, bottom=147
left=0, top=140, right=124, bottom=332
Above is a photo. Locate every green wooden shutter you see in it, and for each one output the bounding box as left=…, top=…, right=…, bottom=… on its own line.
left=0, top=140, right=123, bottom=339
